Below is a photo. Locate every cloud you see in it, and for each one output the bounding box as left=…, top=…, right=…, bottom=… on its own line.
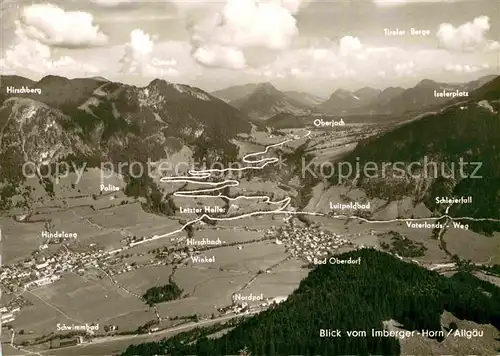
left=0, top=5, right=102, bottom=76
left=0, top=32, right=99, bottom=76
left=487, top=42, right=500, bottom=51
left=444, top=63, right=481, bottom=73
left=244, top=35, right=489, bottom=84
left=152, top=57, right=178, bottom=66
left=373, top=0, right=458, bottom=6
left=120, top=29, right=155, bottom=74
left=247, top=44, right=344, bottom=80
left=189, top=0, right=305, bottom=69
left=90, top=0, right=136, bottom=7
left=394, top=60, right=416, bottom=77
left=339, top=36, right=362, bottom=56
left=195, top=0, right=299, bottom=49
left=172, top=0, right=223, bottom=13
left=192, top=44, right=246, bottom=69
left=437, top=16, right=499, bottom=52
left=119, top=31, right=188, bottom=78
left=17, top=4, right=108, bottom=48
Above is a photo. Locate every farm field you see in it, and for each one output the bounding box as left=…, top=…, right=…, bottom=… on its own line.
left=242, top=258, right=308, bottom=298
left=1, top=218, right=46, bottom=263
left=192, top=228, right=266, bottom=245
left=445, top=230, right=500, bottom=264
left=34, top=312, right=256, bottom=356
left=10, top=273, right=148, bottom=336
left=159, top=269, right=250, bottom=317
left=113, top=265, right=174, bottom=295
left=216, top=215, right=288, bottom=229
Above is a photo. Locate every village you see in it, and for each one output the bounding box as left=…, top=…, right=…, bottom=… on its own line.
left=0, top=213, right=369, bottom=342
left=264, top=221, right=356, bottom=263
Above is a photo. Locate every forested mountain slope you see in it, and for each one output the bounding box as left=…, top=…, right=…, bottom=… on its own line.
left=329, top=76, right=500, bottom=234
left=0, top=75, right=251, bottom=212
left=122, top=249, right=500, bottom=356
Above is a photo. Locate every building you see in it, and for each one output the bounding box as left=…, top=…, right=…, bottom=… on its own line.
left=272, top=296, right=288, bottom=305
left=1, top=313, right=15, bottom=323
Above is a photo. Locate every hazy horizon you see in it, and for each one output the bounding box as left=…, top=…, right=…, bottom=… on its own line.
left=2, top=71, right=498, bottom=98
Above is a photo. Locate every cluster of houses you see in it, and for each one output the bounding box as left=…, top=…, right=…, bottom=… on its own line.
left=218, top=296, right=289, bottom=316
left=1, top=306, right=21, bottom=325
left=153, top=250, right=190, bottom=265
left=266, top=225, right=354, bottom=263
left=0, top=245, right=110, bottom=294
left=218, top=301, right=251, bottom=315
left=108, top=262, right=139, bottom=276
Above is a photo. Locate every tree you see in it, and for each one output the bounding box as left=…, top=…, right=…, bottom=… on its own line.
left=239, top=345, right=251, bottom=356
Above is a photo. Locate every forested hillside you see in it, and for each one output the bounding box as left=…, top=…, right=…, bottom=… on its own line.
left=0, top=75, right=250, bottom=213
left=122, top=249, right=500, bottom=355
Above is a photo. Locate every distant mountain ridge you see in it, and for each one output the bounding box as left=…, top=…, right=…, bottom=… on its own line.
left=361, top=75, right=496, bottom=116
left=211, top=83, right=260, bottom=103
left=371, top=75, right=498, bottom=115
left=317, top=75, right=498, bottom=116
left=212, top=83, right=326, bottom=107
left=354, top=87, right=382, bottom=101
left=211, top=75, right=498, bottom=120
left=282, top=91, right=326, bottom=107
left=318, top=87, right=380, bottom=115
left=229, top=82, right=312, bottom=120
left=330, top=74, right=500, bottom=234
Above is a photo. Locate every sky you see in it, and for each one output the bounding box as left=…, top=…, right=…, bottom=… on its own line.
left=0, top=0, right=499, bottom=95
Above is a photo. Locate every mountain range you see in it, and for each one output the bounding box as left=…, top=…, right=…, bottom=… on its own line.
left=2, top=73, right=499, bottom=220
left=317, top=75, right=497, bottom=116
left=227, top=82, right=313, bottom=120
left=330, top=75, right=500, bottom=234
left=213, top=75, right=498, bottom=120
left=211, top=83, right=325, bottom=107
left=211, top=83, right=260, bottom=103
left=359, top=76, right=498, bottom=116
left=0, top=75, right=251, bottom=211
left=317, top=87, right=385, bottom=115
